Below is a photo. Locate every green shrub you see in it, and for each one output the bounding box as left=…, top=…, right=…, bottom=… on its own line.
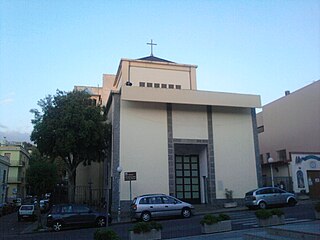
left=200, top=213, right=230, bottom=225
left=270, top=208, right=284, bottom=217
left=94, top=229, right=120, bottom=240
left=131, top=221, right=162, bottom=234
left=255, top=209, right=272, bottom=219
left=218, top=213, right=231, bottom=221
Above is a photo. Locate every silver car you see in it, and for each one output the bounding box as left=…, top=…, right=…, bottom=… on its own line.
left=245, top=187, right=297, bottom=209
left=130, top=194, right=194, bottom=222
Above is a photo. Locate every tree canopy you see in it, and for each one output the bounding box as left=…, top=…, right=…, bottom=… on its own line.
left=30, top=90, right=111, bottom=201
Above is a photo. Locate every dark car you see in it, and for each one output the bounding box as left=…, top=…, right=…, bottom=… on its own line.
left=46, top=204, right=112, bottom=232
left=245, top=187, right=297, bottom=209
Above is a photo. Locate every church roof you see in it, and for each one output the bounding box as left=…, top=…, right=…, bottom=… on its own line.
left=137, top=55, right=174, bottom=63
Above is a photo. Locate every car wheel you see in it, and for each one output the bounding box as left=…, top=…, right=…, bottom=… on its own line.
left=52, top=221, right=63, bottom=232
left=258, top=201, right=267, bottom=209
left=288, top=198, right=297, bottom=207
left=96, top=217, right=106, bottom=227
left=181, top=208, right=191, bottom=218
left=141, top=211, right=151, bottom=222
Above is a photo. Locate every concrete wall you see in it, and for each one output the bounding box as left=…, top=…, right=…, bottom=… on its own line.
left=212, top=107, right=258, bottom=199
left=119, top=100, right=169, bottom=200
left=172, top=104, right=208, bottom=139
left=258, top=80, right=320, bottom=163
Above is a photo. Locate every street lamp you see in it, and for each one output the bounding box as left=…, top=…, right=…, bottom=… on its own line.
left=116, top=166, right=123, bottom=223
left=268, top=158, right=275, bottom=187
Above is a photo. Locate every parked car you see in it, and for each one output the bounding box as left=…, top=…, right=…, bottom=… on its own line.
left=46, top=204, right=112, bottom=232
left=245, top=187, right=297, bottom=209
left=18, top=205, right=36, bottom=221
left=130, top=193, right=194, bottom=222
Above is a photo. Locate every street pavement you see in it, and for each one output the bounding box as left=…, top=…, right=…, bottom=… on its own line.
left=1, top=199, right=318, bottom=239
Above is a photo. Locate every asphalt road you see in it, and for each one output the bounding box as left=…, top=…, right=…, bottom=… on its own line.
left=0, top=202, right=316, bottom=240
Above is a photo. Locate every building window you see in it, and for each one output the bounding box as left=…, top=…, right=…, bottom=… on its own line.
left=277, top=149, right=287, bottom=162
left=147, top=82, right=153, bottom=88
left=4, top=153, right=10, bottom=160
left=154, top=83, right=160, bottom=88
left=2, top=170, right=6, bottom=183
left=161, top=84, right=167, bottom=88
left=257, top=126, right=264, bottom=134
left=169, top=84, right=174, bottom=89
left=176, top=85, right=181, bottom=89
left=260, top=154, right=264, bottom=164
left=139, top=82, right=145, bottom=87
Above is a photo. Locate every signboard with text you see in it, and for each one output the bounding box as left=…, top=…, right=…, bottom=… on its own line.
left=124, top=172, right=137, bottom=181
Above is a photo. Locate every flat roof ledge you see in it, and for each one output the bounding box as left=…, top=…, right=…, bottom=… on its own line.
left=121, top=86, right=261, bottom=108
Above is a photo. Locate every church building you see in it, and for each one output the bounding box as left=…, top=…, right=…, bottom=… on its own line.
left=75, top=51, right=262, bottom=216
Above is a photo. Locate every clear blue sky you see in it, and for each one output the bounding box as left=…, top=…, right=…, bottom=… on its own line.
left=0, top=0, right=319, bottom=143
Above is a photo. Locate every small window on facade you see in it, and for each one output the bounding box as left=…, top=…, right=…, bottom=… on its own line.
left=139, top=82, right=145, bottom=87
left=257, top=126, right=264, bottom=134
left=169, top=84, right=174, bottom=89
left=154, top=83, right=160, bottom=88
left=161, top=84, right=167, bottom=88
left=147, top=82, right=153, bottom=88
left=277, top=149, right=287, bottom=161
left=176, top=85, right=181, bottom=89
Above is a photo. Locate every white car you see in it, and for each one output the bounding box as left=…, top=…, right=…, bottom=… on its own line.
left=18, top=205, right=36, bottom=221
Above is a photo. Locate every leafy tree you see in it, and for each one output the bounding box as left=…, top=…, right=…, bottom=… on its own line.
left=26, top=161, right=57, bottom=228
left=30, top=90, right=111, bottom=202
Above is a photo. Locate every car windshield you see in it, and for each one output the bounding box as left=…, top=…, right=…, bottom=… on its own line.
left=245, top=190, right=255, bottom=196
left=21, top=206, right=33, bottom=210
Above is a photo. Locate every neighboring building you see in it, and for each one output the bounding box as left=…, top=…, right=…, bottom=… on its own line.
left=0, top=143, right=30, bottom=200
left=257, top=80, right=320, bottom=198
left=0, top=155, right=10, bottom=203
left=76, top=54, right=262, bottom=215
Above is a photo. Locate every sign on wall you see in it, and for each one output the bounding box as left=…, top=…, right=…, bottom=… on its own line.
left=291, top=153, right=320, bottom=194
left=124, top=172, right=137, bottom=181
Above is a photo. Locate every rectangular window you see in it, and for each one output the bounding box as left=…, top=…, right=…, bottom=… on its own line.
left=277, top=149, right=287, bottom=161
left=4, top=153, right=10, bottom=159
left=154, top=83, right=160, bottom=88
left=139, top=82, right=145, bottom=87
left=161, top=84, right=167, bottom=88
left=257, top=126, right=264, bottom=133
left=147, top=82, right=153, bottom=88
left=260, top=154, right=264, bottom=163
left=2, top=170, right=6, bottom=183
left=169, top=84, right=174, bottom=89
left=175, top=85, right=181, bottom=89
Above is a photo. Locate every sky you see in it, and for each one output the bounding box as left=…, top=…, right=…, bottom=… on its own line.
left=0, top=0, right=319, bottom=143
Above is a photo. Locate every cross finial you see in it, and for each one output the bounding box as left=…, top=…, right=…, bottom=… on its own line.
left=147, top=39, right=157, bottom=56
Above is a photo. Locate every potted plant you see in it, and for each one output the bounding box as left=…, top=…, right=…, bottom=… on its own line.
left=224, top=188, right=238, bottom=208
left=255, top=209, right=285, bottom=227
left=314, top=202, right=320, bottom=219
left=200, top=213, right=232, bottom=234
left=129, top=221, right=162, bottom=240
left=94, top=228, right=120, bottom=240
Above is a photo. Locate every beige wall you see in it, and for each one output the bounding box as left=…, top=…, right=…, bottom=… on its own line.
left=76, top=162, right=104, bottom=189
left=172, top=104, right=208, bottom=139
left=212, top=107, right=258, bottom=198
left=119, top=100, right=169, bottom=200
left=258, top=80, right=320, bottom=164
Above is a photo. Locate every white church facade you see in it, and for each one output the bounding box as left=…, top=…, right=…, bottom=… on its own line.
left=75, top=54, right=262, bottom=215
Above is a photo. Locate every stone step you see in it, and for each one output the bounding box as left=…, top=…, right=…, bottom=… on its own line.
left=266, top=226, right=320, bottom=240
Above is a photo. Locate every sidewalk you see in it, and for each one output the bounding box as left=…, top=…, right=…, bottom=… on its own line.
left=168, top=220, right=320, bottom=240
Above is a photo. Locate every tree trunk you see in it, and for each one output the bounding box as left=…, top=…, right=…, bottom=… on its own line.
left=68, top=171, right=76, bottom=203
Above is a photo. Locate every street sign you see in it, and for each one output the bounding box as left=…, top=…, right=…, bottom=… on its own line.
left=124, top=172, right=137, bottom=181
